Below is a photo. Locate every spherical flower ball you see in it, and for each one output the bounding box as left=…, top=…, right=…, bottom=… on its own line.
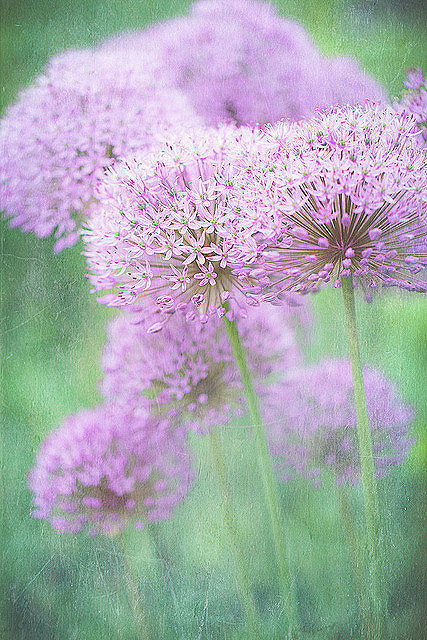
left=84, top=123, right=291, bottom=321
left=0, top=47, right=199, bottom=252
left=101, top=0, right=386, bottom=127
left=264, top=359, right=415, bottom=486
left=233, top=104, right=427, bottom=294
left=29, top=404, right=193, bottom=536
left=101, top=304, right=303, bottom=434
left=395, top=68, right=426, bottom=146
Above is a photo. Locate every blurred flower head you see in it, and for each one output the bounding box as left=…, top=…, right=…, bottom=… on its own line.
left=103, top=0, right=386, bottom=126
left=233, top=104, right=427, bottom=295
left=265, top=359, right=415, bottom=486
left=29, top=405, right=193, bottom=535
left=102, top=304, right=303, bottom=434
left=0, top=47, right=198, bottom=252
left=395, top=67, right=426, bottom=146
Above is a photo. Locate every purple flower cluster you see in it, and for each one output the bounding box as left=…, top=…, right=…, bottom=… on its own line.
left=234, top=104, right=427, bottom=294
left=23, top=5, right=425, bottom=542
left=0, top=48, right=197, bottom=252
left=264, top=359, right=415, bottom=486
left=0, top=0, right=388, bottom=254
left=395, top=68, right=426, bottom=146
left=101, top=305, right=303, bottom=434
left=84, top=125, right=285, bottom=320
left=103, top=0, right=386, bottom=126
left=29, top=404, right=193, bottom=535
left=85, top=104, right=427, bottom=322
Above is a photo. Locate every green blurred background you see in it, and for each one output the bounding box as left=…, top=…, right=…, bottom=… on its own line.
left=0, top=1, right=426, bottom=638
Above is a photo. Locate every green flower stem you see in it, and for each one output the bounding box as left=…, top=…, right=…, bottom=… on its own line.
left=337, top=484, right=371, bottom=636
left=223, top=314, right=299, bottom=637
left=119, top=537, right=151, bottom=640
left=341, top=276, right=386, bottom=638
left=209, top=427, right=263, bottom=639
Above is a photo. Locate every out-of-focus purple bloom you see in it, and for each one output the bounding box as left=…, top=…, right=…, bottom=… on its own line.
left=29, top=404, right=193, bottom=535
left=395, top=68, right=426, bottom=146
left=102, top=0, right=386, bottom=126
left=264, top=359, right=415, bottom=486
left=233, top=104, right=427, bottom=294
left=0, top=48, right=198, bottom=252
left=101, top=304, right=303, bottom=434
left=84, top=124, right=295, bottom=321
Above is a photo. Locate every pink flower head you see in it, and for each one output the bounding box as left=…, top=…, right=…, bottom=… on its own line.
left=395, top=67, right=426, bottom=146
left=0, top=47, right=198, bottom=252
left=102, top=0, right=386, bottom=126
left=265, top=359, right=415, bottom=486
left=84, top=124, right=297, bottom=320
left=101, top=304, right=303, bottom=434
left=234, top=104, right=427, bottom=294
left=29, top=404, right=193, bottom=535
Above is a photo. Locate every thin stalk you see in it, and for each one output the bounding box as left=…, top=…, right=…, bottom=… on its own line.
left=337, top=485, right=371, bottom=637
left=341, top=276, right=387, bottom=638
left=146, top=525, right=183, bottom=638
left=209, top=427, right=263, bottom=639
left=223, top=315, right=299, bottom=637
left=119, top=537, right=151, bottom=640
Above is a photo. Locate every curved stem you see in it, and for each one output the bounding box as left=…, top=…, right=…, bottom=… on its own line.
left=209, top=427, right=263, bottom=638
left=223, top=315, right=299, bottom=637
left=341, top=276, right=387, bottom=638
left=118, top=537, right=151, bottom=640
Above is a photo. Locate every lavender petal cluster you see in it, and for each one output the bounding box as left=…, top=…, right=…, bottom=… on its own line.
left=29, top=405, right=193, bottom=535
left=0, top=48, right=198, bottom=252
left=395, top=68, right=427, bottom=146
left=103, top=0, right=386, bottom=126
left=101, top=305, right=303, bottom=434
left=84, top=124, right=286, bottom=320
left=233, top=104, right=427, bottom=294
left=264, top=359, right=415, bottom=486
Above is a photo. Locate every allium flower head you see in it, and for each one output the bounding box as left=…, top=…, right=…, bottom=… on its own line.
left=235, top=104, right=427, bottom=294
left=0, top=47, right=198, bottom=252
left=29, top=405, right=193, bottom=535
left=103, top=0, right=385, bottom=126
left=84, top=124, right=291, bottom=321
left=395, top=68, right=426, bottom=146
left=101, top=305, right=303, bottom=434
left=265, top=359, right=415, bottom=486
